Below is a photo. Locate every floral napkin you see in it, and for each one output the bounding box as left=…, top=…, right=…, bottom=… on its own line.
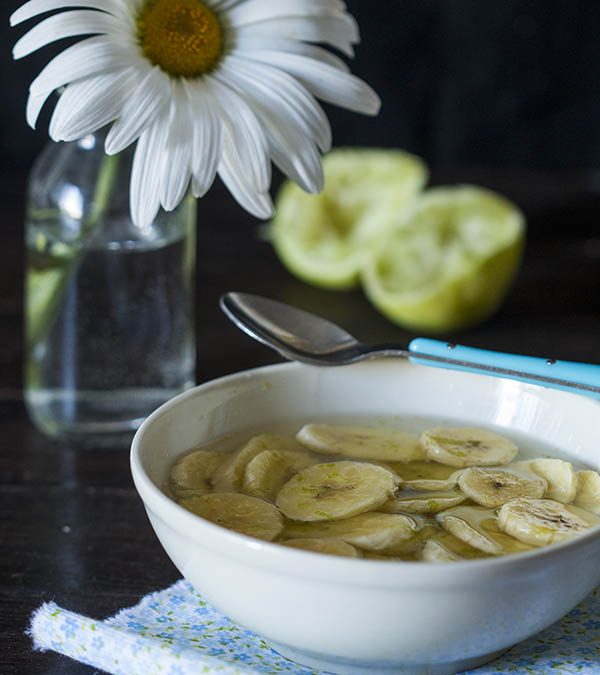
left=30, top=580, right=600, bottom=675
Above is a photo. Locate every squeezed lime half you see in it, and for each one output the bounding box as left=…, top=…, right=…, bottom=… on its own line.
left=361, top=186, right=525, bottom=333
left=271, top=148, right=428, bottom=290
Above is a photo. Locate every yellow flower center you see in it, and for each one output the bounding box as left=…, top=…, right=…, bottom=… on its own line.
left=137, top=0, right=223, bottom=78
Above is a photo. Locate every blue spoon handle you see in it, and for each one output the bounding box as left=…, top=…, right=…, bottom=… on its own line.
left=408, top=338, right=600, bottom=399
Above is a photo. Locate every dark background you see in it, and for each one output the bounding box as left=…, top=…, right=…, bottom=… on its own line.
left=2, top=1, right=600, bottom=180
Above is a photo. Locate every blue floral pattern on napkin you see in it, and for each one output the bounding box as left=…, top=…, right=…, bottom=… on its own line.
left=30, top=580, right=600, bottom=674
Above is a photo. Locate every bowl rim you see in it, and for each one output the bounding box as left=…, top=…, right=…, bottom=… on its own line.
left=131, top=360, right=600, bottom=587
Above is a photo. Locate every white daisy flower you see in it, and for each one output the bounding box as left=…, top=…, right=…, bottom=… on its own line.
left=11, top=0, right=381, bottom=227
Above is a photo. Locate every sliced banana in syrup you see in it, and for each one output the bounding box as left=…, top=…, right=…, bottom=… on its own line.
left=421, top=427, right=518, bottom=468
left=282, top=537, right=361, bottom=558
left=388, top=461, right=463, bottom=491
left=574, top=470, right=600, bottom=515
left=388, top=461, right=460, bottom=482
left=420, top=530, right=489, bottom=562
left=296, top=424, right=426, bottom=462
left=283, top=511, right=422, bottom=551
left=169, top=424, right=600, bottom=562
left=242, top=449, right=316, bottom=501
left=437, top=505, right=532, bottom=555
left=212, top=434, right=305, bottom=492
left=514, top=458, right=578, bottom=504
left=497, top=497, right=600, bottom=546
left=457, top=466, right=547, bottom=508
left=403, top=477, right=463, bottom=492
left=380, top=488, right=466, bottom=514
left=421, top=539, right=462, bottom=562
left=276, top=461, right=399, bottom=522
left=180, top=492, right=284, bottom=541
left=169, top=450, right=227, bottom=498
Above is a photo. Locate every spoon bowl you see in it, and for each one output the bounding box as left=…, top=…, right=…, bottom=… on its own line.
left=220, top=292, right=368, bottom=365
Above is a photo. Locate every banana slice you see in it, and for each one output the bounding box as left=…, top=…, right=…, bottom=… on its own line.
left=420, top=531, right=489, bottom=562
left=296, top=424, right=426, bottom=462
left=421, top=427, right=518, bottom=468
left=403, top=475, right=463, bottom=491
left=169, top=450, right=227, bottom=498
left=380, top=488, right=466, bottom=514
left=180, top=493, right=283, bottom=541
left=457, top=466, right=547, bottom=508
left=574, top=470, right=600, bottom=515
left=282, top=538, right=361, bottom=558
left=497, top=497, right=600, bottom=546
left=283, top=512, right=422, bottom=551
left=421, top=539, right=461, bottom=562
left=514, top=458, right=578, bottom=503
left=437, top=505, right=532, bottom=555
left=242, top=450, right=316, bottom=501
left=276, top=461, right=399, bottom=521
left=388, top=461, right=463, bottom=491
left=212, top=434, right=305, bottom=491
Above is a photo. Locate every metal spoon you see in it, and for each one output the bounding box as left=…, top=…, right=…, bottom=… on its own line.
left=220, top=292, right=600, bottom=399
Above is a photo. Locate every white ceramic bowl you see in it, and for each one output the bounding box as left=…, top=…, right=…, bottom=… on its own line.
left=131, top=360, right=600, bottom=675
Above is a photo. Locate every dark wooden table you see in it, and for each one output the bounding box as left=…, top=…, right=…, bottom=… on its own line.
left=2, top=168, right=600, bottom=674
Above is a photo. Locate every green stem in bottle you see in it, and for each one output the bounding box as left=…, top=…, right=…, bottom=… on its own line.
left=26, top=148, right=122, bottom=351
left=86, top=151, right=121, bottom=235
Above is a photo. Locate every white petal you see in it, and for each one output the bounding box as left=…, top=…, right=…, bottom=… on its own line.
left=160, top=86, right=193, bottom=212
left=217, top=59, right=323, bottom=193
left=257, top=105, right=324, bottom=194
left=26, top=91, right=48, bottom=129
left=205, top=76, right=270, bottom=193
left=11, top=0, right=128, bottom=25
left=232, top=36, right=350, bottom=73
left=13, top=10, right=126, bottom=59
left=269, top=130, right=324, bottom=194
left=184, top=81, right=223, bottom=198
left=130, top=115, right=169, bottom=229
left=49, top=68, right=138, bottom=141
left=105, top=66, right=171, bottom=155
left=30, top=35, right=127, bottom=95
left=25, top=36, right=128, bottom=128
left=231, top=15, right=358, bottom=56
left=228, top=0, right=347, bottom=26
left=218, top=137, right=274, bottom=219
left=242, top=50, right=381, bottom=115
left=191, top=175, right=211, bottom=200
left=220, top=55, right=331, bottom=152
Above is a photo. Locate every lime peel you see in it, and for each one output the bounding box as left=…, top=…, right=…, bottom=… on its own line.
left=271, top=148, right=428, bottom=290
left=362, top=185, right=525, bottom=333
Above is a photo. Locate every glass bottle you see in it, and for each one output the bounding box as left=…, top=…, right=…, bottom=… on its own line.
left=24, top=132, right=196, bottom=446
